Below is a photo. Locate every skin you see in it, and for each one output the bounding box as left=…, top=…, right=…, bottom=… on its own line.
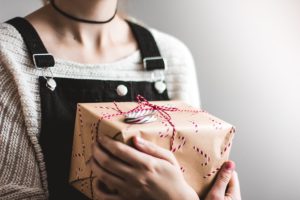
left=91, top=136, right=199, bottom=200
left=92, top=136, right=242, bottom=200
left=91, top=136, right=241, bottom=200
left=205, top=161, right=241, bottom=200
left=26, top=0, right=138, bottom=64
left=26, top=1, right=242, bottom=199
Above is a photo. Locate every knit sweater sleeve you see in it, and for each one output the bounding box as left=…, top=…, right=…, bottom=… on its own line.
left=0, top=63, right=46, bottom=199
left=180, top=41, right=202, bottom=108
left=150, top=28, right=202, bottom=108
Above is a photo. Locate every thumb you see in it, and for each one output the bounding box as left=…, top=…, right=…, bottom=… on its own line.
left=133, top=136, right=179, bottom=167
left=209, top=161, right=235, bottom=197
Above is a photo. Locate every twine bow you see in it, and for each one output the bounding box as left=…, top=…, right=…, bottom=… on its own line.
left=101, top=95, right=200, bottom=150
left=135, top=95, right=179, bottom=150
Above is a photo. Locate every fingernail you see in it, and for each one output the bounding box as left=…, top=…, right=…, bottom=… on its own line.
left=225, top=161, right=235, bottom=171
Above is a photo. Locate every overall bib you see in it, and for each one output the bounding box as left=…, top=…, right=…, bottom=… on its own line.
left=7, top=17, right=169, bottom=199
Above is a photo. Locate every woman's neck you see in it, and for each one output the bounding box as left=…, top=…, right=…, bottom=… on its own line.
left=46, top=0, right=121, bottom=47
left=25, top=0, right=138, bottom=64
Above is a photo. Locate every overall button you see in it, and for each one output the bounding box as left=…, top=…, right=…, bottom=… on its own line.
left=116, top=84, right=128, bottom=96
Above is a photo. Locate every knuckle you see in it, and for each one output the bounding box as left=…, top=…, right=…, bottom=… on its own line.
left=160, top=147, right=170, bottom=155
left=111, top=142, right=124, bottom=155
left=166, top=150, right=176, bottom=160
left=218, top=171, right=231, bottom=183
left=136, top=175, right=150, bottom=189
left=167, top=150, right=174, bottom=157
left=134, top=172, right=155, bottom=192
left=95, top=169, right=107, bottom=185
left=166, top=151, right=179, bottom=165
left=147, top=141, right=156, bottom=149
left=141, top=159, right=157, bottom=172
left=98, top=171, right=107, bottom=182
left=101, top=155, right=111, bottom=167
left=147, top=143, right=157, bottom=154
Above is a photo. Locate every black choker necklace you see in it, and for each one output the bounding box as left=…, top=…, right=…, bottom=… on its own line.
left=50, top=0, right=118, bottom=24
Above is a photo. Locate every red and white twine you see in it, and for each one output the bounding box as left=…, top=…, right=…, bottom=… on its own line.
left=95, top=95, right=203, bottom=150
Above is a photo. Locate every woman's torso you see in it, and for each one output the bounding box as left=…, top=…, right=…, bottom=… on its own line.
left=0, top=17, right=199, bottom=199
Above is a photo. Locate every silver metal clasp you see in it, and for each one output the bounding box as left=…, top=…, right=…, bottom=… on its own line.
left=32, top=53, right=54, bottom=69
left=33, top=53, right=57, bottom=91
left=151, top=70, right=165, bottom=82
left=143, top=56, right=168, bottom=71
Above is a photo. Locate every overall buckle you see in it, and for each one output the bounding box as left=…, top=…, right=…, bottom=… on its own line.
left=32, top=53, right=55, bottom=68
left=143, top=56, right=167, bottom=71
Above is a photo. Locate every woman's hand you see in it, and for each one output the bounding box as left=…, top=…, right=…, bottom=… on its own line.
left=205, top=161, right=241, bottom=200
left=90, top=135, right=199, bottom=200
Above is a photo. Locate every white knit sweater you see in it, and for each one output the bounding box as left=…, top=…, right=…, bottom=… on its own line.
left=0, top=19, right=201, bottom=199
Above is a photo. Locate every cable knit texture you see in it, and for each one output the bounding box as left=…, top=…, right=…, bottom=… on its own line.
left=0, top=19, right=201, bottom=199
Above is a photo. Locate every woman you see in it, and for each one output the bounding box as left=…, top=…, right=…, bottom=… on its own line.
left=0, top=0, right=241, bottom=199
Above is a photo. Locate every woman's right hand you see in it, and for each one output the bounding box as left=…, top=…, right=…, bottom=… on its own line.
left=205, top=161, right=241, bottom=200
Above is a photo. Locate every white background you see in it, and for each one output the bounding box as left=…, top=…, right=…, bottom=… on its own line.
left=1, top=0, right=300, bottom=199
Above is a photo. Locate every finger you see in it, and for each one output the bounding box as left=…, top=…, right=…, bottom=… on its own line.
left=225, top=171, right=241, bottom=200
left=209, top=161, right=235, bottom=197
left=91, top=158, right=125, bottom=191
left=93, top=180, right=122, bottom=200
left=133, top=136, right=179, bottom=167
left=92, top=142, right=133, bottom=180
left=98, top=135, right=154, bottom=168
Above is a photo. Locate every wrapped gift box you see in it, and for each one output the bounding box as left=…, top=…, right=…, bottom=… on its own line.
left=69, top=96, right=236, bottom=199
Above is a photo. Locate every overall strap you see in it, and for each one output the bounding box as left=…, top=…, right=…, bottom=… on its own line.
left=5, top=17, right=166, bottom=71
left=126, top=20, right=166, bottom=71
left=5, top=17, right=55, bottom=68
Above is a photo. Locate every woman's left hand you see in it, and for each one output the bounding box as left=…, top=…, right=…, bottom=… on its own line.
left=90, top=135, right=199, bottom=200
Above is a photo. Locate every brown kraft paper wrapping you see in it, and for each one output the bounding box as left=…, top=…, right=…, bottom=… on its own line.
left=69, top=99, right=236, bottom=199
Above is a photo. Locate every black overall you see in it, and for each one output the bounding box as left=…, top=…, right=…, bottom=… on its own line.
left=7, top=17, right=169, bottom=200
